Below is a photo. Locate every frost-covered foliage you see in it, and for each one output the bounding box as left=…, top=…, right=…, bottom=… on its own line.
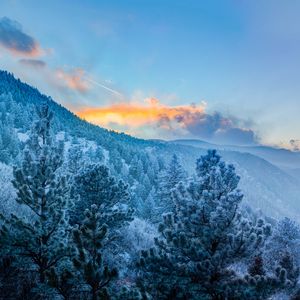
left=68, top=162, right=134, bottom=295
left=0, top=72, right=300, bottom=299
left=266, top=217, right=300, bottom=265
left=125, top=218, right=156, bottom=253
left=0, top=163, right=17, bottom=216
left=72, top=204, right=118, bottom=300
left=122, top=218, right=156, bottom=270
left=138, top=150, right=291, bottom=299
left=71, top=163, right=133, bottom=234
left=0, top=105, right=73, bottom=298
left=0, top=94, right=20, bottom=163
left=263, top=217, right=300, bottom=297
left=2, top=105, right=71, bottom=269
left=157, top=154, right=186, bottom=214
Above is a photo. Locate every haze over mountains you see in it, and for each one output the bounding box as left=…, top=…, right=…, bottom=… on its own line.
left=1, top=70, right=300, bottom=221
left=170, top=139, right=300, bottom=170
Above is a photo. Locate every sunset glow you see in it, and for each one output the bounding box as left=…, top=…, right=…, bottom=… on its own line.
left=76, top=99, right=206, bottom=128
left=1, top=1, right=300, bottom=147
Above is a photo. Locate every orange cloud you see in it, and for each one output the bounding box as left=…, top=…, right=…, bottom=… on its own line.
left=76, top=98, right=257, bottom=145
left=56, top=68, right=90, bottom=93
left=76, top=98, right=206, bottom=128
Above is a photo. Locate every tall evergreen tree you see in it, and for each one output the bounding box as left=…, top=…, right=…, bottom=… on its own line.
left=71, top=163, right=133, bottom=278
left=138, top=150, right=272, bottom=299
left=157, top=154, right=186, bottom=214
left=67, top=144, right=84, bottom=175
left=265, top=217, right=300, bottom=267
left=71, top=164, right=133, bottom=230
left=0, top=104, right=71, bottom=285
left=139, top=187, right=159, bottom=222
left=0, top=99, right=19, bottom=163
left=72, top=204, right=118, bottom=300
left=129, top=155, right=144, bottom=184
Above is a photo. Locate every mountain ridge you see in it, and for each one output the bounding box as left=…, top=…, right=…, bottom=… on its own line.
left=169, top=138, right=300, bottom=170
left=0, top=70, right=300, bottom=220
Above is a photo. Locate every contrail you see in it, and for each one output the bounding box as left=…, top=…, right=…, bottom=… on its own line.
left=84, top=75, right=124, bottom=98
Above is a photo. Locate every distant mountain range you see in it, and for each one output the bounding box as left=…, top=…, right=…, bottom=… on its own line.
left=169, top=138, right=300, bottom=170
left=1, top=70, right=300, bottom=221
left=166, top=139, right=300, bottom=220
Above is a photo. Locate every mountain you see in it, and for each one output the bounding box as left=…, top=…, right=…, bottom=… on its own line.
left=170, top=139, right=300, bottom=172
left=0, top=70, right=300, bottom=220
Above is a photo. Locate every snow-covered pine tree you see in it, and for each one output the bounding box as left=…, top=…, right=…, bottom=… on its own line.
left=265, top=217, right=300, bottom=267
left=0, top=97, right=19, bottom=163
left=129, top=155, right=144, bottom=184
left=0, top=104, right=71, bottom=285
left=72, top=204, right=118, bottom=300
left=138, top=150, right=272, bottom=299
left=70, top=163, right=133, bottom=277
left=157, top=154, right=186, bottom=214
left=139, top=187, right=159, bottom=222
left=67, top=144, right=84, bottom=175
left=109, top=148, right=123, bottom=176
left=71, top=163, right=133, bottom=230
left=261, top=217, right=300, bottom=297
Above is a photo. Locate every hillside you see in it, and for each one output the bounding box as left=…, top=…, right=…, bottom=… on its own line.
left=0, top=70, right=300, bottom=220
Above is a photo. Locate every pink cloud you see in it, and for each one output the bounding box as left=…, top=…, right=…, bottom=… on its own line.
left=55, top=68, right=90, bottom=93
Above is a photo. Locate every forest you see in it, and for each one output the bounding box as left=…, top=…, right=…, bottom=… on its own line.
left=0, top=72, right=300, bottom=300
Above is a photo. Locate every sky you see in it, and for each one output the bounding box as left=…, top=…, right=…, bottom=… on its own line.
left=0, top=0, right=300, bottom=148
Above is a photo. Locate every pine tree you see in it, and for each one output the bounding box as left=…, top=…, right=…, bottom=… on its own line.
left=72, top=204, right=118, bottom=300
left=109, top=148, right=123, bottom=175
left=265, top=217, right=300, bottom=267
left=67, top=144, right=84, bottom=175
left=138, top=150, right=272, bottom=300
left=71, top=163, right=133, bottom=232
left=0, top=107, right=19, bottom=163
left=129, top=155, right=144, bottom=184
left=157, top=154, right=186, bottom=214
left=139, top=187, right=159, bottom=222
left=0, top=104, right=71, bottom=285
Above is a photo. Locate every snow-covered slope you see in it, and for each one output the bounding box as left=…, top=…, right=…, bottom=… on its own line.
left=163, top=144, right=300, bottom=220
left=1, top=70, right=300, bottom=220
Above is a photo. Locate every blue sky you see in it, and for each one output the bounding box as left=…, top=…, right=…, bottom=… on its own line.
left=0, top=0, right=300, bottom=148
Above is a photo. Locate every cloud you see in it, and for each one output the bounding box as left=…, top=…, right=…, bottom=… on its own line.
left=76, top=98, right=205, bottom=127
left=174, top=109, right=256, bottom=144
left=214, top=127, right=256, bottom=145
left=76, top=98, right=257, bottom=145
left=55, top=68, right=91, bottom=93
left=19, top=59, right=46, bottom=68
left=55, top=68, right=122, bottom=95
left=0, top=17, right=42, bottom=57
